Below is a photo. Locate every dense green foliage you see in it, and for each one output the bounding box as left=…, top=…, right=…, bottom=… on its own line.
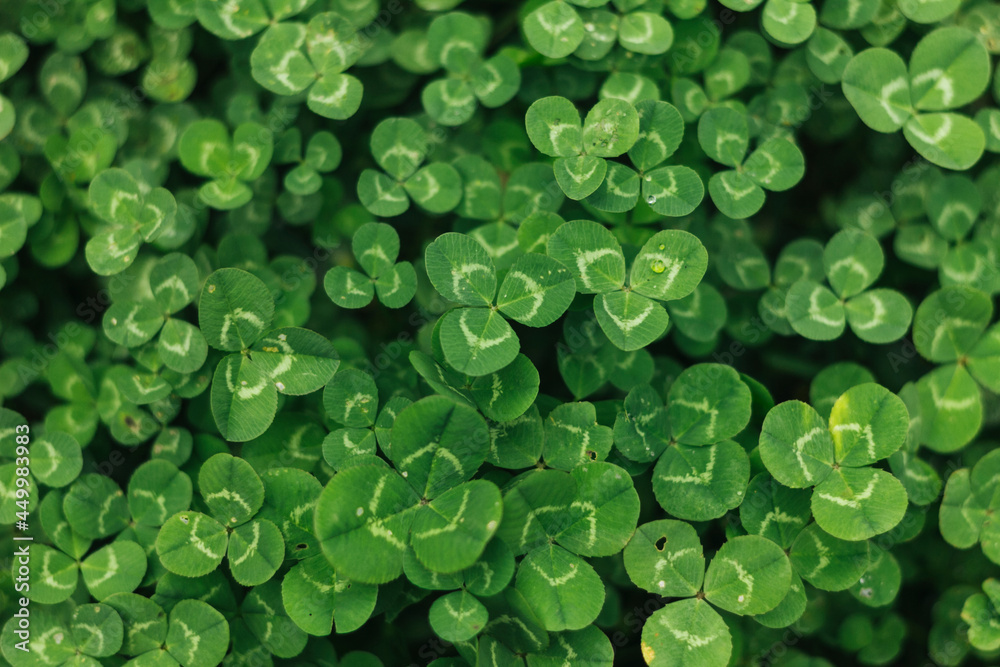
left=0, top=0, right=999, bottom=665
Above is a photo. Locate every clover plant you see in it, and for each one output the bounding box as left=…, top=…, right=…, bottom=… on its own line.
left=2, top=1, right=1000, bottom=666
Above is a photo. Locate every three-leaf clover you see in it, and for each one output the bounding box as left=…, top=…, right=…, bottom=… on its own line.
left=610, top=99, right=705, bottom=216
left=547, top=221, right=708, bottom=351
left=357, top=118, right=463, bottom=217
left=102, top=253, right=209, bottom=374
left=250, top=12, right=364, bottom=120
left=526, top=96, right=640, bottom=201
left=324, top=222, right=417, bottom=310
left=425, top=232, right=576, bottom=375
left=785, top=228, right=913, bottom=343
left=422, top=12, right=521, bottom=127
left=759, top=382, right=910, bottom=541
left=199, top=268, right=340, bottom=441
left=842, top=27, right=991, bottom=170
left=321, top=365, right=412, bottom=469
left=893, top=174, right=999, bottom=294
left=631, top=531, right=792, bottom=667
left=698, top=106, right=805, bottom=218
left=85, top=167, right=177, bottom=276
left=155, top=453, right=284, bottom=586
left=523, top=0, right=674, bottom=59
left=275, top=129, right=343, bottom=196
left=178, top=119, right=274, bottom=210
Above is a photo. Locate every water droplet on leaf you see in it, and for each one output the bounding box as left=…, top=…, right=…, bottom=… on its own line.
left=651, top=260, right=665, bottom=274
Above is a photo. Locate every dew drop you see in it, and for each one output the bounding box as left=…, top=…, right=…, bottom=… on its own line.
left=241, top=380, right=248, bottom=386
left=487, top=520, right=498, bottom=531
left=657, top=580, right=665, bottom=589
left=54, top=633, right=64, bottom=645
left=738, top=594, right=745, bottom=602
left=111, top=318, right=118, bottom=325
left=278, top=333, right=287, bottom=341
left=230, top=517, right=237, bottom=523
left=179, top=515, right=189, bottom=524
left=208, top=284, right=216, bottom=293
left=356, top=507, right=364, bottom=516
left=584, top=22, right=595, bottom=31
left=860, top=587, right=873, bottom=598
left=658, top=244, right=665, bottom=250
left=402, top=471, right=409, bottom=477
left=275, top=381, right=286, bottom=391
left=859, top=577, right=865, bottom=584
left=644, top=174, right=652, bottom=182
left=651, top=260, right=666, bottom=274
left=646, top=195, right=657, bottom=205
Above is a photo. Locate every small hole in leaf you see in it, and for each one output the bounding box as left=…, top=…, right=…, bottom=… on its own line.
left=586, top=450, right=597, bottom=460
left=296, top=543, right=307, bottom=550
left=655, top=537, right=666, bottom=551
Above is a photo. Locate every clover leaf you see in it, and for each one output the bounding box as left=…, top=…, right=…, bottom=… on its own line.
left=698, top=106, right=805, bottom=218
left=526, top=96, right=641, bottom=201
left=962, top=579, right=1000, bottom=651
left=178, top=119, right=274, bottom=210
left=425, top=232, right=575, bottom=375
left=524, top=1, right=673, bottom=59
left=548, top=221, right=707, bottom=351
left=85, top=168, right=177, bottom=275
left=251, top=12, right=365, bottom=120
left=325, top=222, right=417, bottom=310
left=102, top=253, right=208, bottom=375
left=759, top=383, right=909, bottom=540
left=422, top=12, right=521, bottom=126
left=940, top=450, right=1000, bottom=566
left=277, top=130, right=343, bottom=196
left=637, top=534, right=791, bottom=666
left=200, top=268, right=339, bottom=441
left=843, top=30, right=989, bottom=170
left=894, top=174, right=999, bottom=294
left=196, top=0, right=312, bottom=40
left=357, top=117, right=463, bottom=217
left=785, top=228, right=913, bottom=343
left=911, top=285, right=997, bottom=452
